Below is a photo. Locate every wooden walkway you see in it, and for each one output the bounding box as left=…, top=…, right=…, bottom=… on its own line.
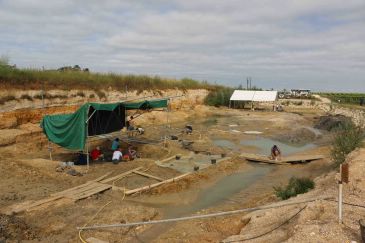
left=240, top=153, right=325, bottom=165
left=4, top=166, right=190, bottom=214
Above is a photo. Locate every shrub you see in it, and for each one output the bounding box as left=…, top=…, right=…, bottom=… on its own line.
left=33, top=94, right=43, bottom=99
left=20, top=94, right=33, bottom=101
left=204, top=88, right=234, bottom=107
left=89, top=94, right=95, bottom=98
left=281, top=100, right=290, bottom=106
left=95, top=90, right=106, bottom=99
left=0, top=95, right=16, bottom=104
left=331, top=121, right=364, bottom=166
left=292, top=101, right=303, bottom=106
left=76, top=91, right=85, bottom=97
left=274, top=177, right=315, bottom=200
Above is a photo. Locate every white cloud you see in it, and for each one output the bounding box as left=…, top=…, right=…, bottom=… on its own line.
left=0, top=0, right=364, bottom=91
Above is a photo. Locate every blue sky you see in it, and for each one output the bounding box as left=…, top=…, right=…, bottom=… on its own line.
left=0, top=0, right=364, bottom=92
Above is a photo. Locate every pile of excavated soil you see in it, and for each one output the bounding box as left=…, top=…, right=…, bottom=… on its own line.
left=0, top=214, right=39, bottom=242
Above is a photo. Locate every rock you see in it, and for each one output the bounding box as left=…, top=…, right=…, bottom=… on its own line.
left=66, top=169, right=82, bottom=176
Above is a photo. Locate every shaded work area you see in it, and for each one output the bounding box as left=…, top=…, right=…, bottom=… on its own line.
left=41, top=99, right=168, bottom=167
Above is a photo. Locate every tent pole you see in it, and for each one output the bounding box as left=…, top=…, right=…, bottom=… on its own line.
left=86, top=110, right=97, bottom=123
left=165, top=99, right=170, bottom=146
left=48, top=141, right=53, bottom=161
left=86, top=106, right=91, bottom=171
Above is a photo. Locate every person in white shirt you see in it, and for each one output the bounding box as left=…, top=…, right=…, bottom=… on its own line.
left=112, top=148, right=123, bottom=164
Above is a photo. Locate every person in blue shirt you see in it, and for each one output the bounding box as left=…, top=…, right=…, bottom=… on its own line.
left=111, top=138, right=120, bottom=151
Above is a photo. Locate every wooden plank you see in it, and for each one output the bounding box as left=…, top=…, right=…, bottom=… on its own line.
left=283, top=154, right=325, bottom=162
left=51, top=172, right=113, bottom=197
left=124, top=173, right=191, bottom=195
left=56, top=182, right=106, bottom=198
left=112, top=185, right=129, bottom=192
left=132, top=170, right=164, bottom=181
left=240, top=153, right=324, bottom=164
left=93, top=171, right=114, bottom=182
left=70, top=183, right=112, bottom=201
left=158, top=155, right=176, bottom=164
left=10, top=195, right=64, bottom=213
left=52, top=181, right=100, bottom=197
left=68, top=182, right=109, bottom=199
left=100, top=167, right=143, bottom=184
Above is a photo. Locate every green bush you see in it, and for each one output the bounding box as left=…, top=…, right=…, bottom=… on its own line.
left=274, top=177, right=315, bottom=200
left=204, top=88, right=234, bottom=107
left=0, top=95, right=16, bottom=104
left=319, top=92, right=365, bottom=105
left=331, top=121, right=364, bottom=166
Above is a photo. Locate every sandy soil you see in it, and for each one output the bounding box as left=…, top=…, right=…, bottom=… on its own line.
left=0, top=102, right=342, bottom=243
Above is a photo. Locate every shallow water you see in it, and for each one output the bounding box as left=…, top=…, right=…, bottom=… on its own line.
left=163, top=163, right=272, bottom=217
left=157, top=154, right=223, bottom=173
left=213, top=139, right=237, bottom=150
left=240, top=137, right=316, bottom=155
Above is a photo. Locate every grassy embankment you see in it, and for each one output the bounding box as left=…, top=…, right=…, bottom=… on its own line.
left=0, top=66, right=217, bottom=91
left=0, top=65, right=227, bottom=104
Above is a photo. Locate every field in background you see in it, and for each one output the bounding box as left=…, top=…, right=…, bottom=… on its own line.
left=319, top=92, right=365, bottom=105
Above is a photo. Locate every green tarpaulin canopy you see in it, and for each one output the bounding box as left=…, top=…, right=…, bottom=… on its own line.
left=41, top=99, right=168, bottom=150
left=123, top=99, right=168, bottom=110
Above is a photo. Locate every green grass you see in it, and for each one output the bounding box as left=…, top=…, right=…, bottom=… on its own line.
left=274, top=177, right=315, bottom=200
left=318, top=92, right=365, bottom=105
left=0, top=65, right=220, bottom=92
left=204, top=87, right=234, bottom=107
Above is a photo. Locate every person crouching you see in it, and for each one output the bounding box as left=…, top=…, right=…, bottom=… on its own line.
left=112, top=147, right=123, bottom=164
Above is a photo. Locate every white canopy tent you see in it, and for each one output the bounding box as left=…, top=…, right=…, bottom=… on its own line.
left=229, top=90, right=278, bottom=109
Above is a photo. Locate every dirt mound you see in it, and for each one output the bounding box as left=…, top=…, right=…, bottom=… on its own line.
left=0, top=214, right=38, bottom=241
left=275, top=127, right=317, bottom=145
left=314, top=115, right=352, bottom=131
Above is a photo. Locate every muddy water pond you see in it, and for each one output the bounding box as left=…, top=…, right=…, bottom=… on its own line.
left=213, top=136, right=316, bottom=155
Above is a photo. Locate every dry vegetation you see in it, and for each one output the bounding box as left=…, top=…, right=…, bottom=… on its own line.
left=0, top=65, right=219, bottom=92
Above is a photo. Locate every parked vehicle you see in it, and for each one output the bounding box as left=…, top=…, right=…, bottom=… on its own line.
left=278, top=89, right=312, bottom=99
